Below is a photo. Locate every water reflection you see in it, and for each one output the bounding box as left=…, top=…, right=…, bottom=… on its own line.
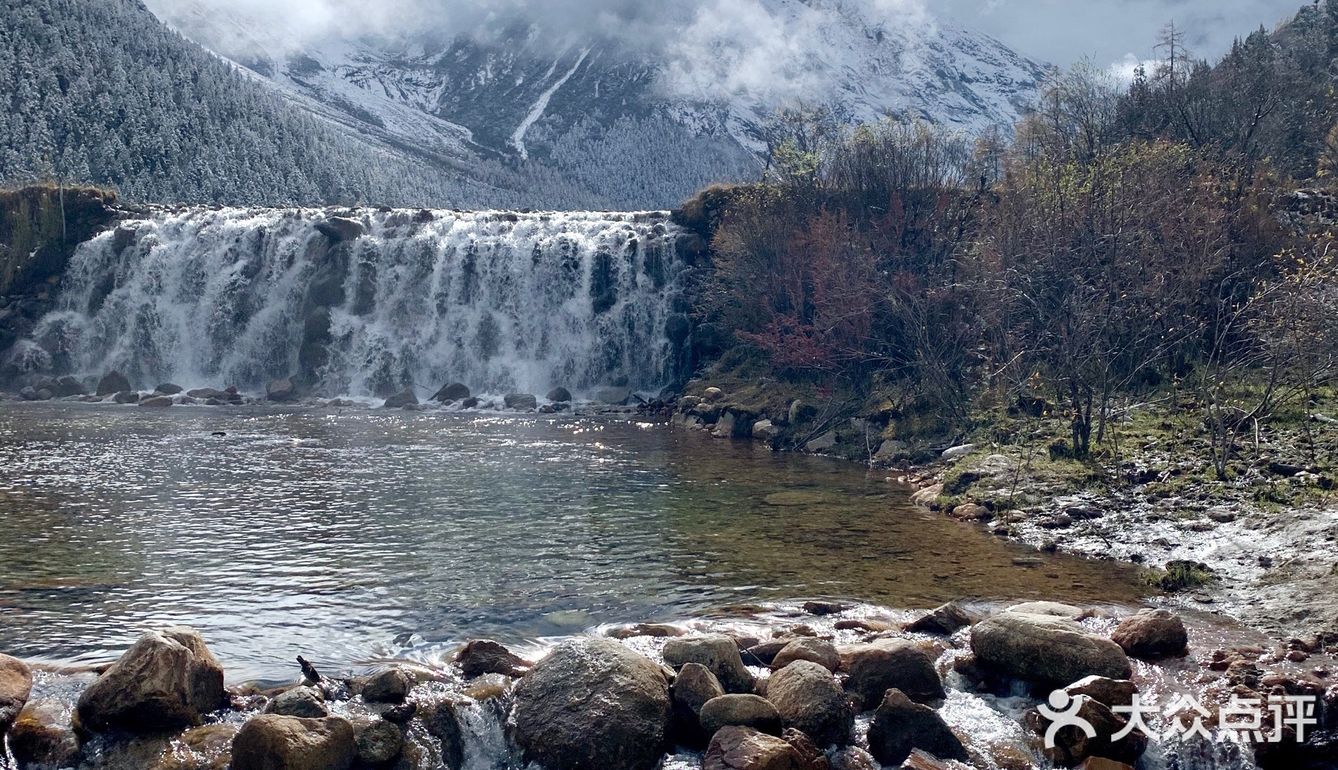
left=0, top=404, right=1146, bottom=681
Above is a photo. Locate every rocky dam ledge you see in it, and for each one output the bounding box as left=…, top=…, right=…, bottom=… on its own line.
left=3, top=600, right=1336, bottom=770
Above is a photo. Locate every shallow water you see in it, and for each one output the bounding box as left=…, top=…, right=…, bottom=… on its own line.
left=0, top=403, right=1148, bottom=681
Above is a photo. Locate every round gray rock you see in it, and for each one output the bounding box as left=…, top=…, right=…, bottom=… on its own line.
left=970, top=611, right=1132, bottom=685
left=663, top=635, right=755, bottom=694
left=699, top=694, right=783, bottom=737
left=512, top=638, right=672, bottom=770
left=764, top=660, right=853, bottom=747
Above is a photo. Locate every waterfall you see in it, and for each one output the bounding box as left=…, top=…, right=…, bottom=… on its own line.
left=30, top=207, right=692, bottom=398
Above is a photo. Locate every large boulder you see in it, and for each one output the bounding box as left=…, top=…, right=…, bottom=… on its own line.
left=699, top=694, right=783, bottom=737
left=231, top=715, right=356, bottom=770
left=76, top=628, right=226, bottom=733
left=670, top=663, right=725, bottom=747
left=970, top=611, right=1132, bottom=685
left=1110, top=609, right=1188, bottom=660
left=454, top=639, right=530, bottom=679
left=764, top=661, right=853, bottom=747
left=0, top=653, right=32, bottom=739
left=431, top=382, right=471, bottom=403
left=866, top=689, right=967, bottom=766
left=96, top=371, right=132, bottom=396
left=703, top=726, right=808, bottom=770
left=664, top=635, right=756, bottom=695
left=51, top=376, right=86, bottom=397
left=840, top=639, right=945, bottom=709
left=511, top=638, right=671, bottom=770
left=771, top=639, right=840, bottom=673
left=546, top=387, right=573, bottom=403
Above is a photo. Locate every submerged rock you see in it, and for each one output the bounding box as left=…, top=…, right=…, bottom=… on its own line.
left=511, top=638, right=671, bottom=770
left=0, top=652, right=32, bottom=739
left=663, top=635, right=755, bottom=694
left=970, top=611, right=1132, bottom=685
left=866, top=688, right=966, bottom=766
left=155, top=722, right=237, bottom=770
left=454, top=639, right=530, bottom=679
left=764, top=660, right=853, bottom=747
left=77, top=628, right=226, bottom=733
left=231, top=715, right=356, bottom=770
left=840, top=639, right=945, bottom=709
left=1110, top=609, right=1189, bottom=660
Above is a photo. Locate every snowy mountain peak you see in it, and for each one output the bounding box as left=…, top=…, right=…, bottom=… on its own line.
left=144, top=0, right=1052, bottom=208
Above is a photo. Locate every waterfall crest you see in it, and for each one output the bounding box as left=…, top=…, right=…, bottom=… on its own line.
left=32, top=207, right=691, bottom=398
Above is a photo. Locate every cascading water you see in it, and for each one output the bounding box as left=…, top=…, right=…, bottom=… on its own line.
left=30, top=207, right=691, bottom=398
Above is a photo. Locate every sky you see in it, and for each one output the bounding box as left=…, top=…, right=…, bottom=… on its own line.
left=932, top=0, right=1305, bottom=71
left=145, top=0, right=1308, bottom=73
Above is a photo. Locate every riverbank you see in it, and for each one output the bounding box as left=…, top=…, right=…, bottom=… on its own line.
left=4, top=598, right=1336, bottom=770
left=667, top=376, right=1338, bottom=646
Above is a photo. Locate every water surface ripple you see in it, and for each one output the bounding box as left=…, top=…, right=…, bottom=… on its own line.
left=0, top=404, right=1145, bottom=680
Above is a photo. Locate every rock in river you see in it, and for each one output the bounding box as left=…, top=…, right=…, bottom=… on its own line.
left=699, top=694, right=783, bottom=737
left=772, top=639, right=841, bottom=673
left=231, top=715, right=356, bottom=770
left=866, top=688, right=967, bottom=766
left=840, top=639, right=945, bottom=709
left=382, top=389, right=418, bottom=409
left=663, top=635, right=756, bottom=695
left=765, top=661, right=853, bottom=747
left=96, top=370, right=132, bottom=396
left=431, top=382, right=471, bottom=402
left=265, top=686, right=328, bottom=718
left=77, top=628, right=226, bottom=733
left=512, top=638, right=671, bottom=770
left=701, top=728, right=802, bottom=770
left=0, top=652, right=32, bottom=739
left=671, top=663, right=725, bottom=747
left=455, top=639, right=530, bottom=679
left=502, top=393, right=537, bottom=410
left=703, top=726, right=809, bottom=770
left=1110, top=609, right=1189, bottom=660
left=970, top=611, right=1132, bottom=685
left=546, top=387, right=573, bottom=403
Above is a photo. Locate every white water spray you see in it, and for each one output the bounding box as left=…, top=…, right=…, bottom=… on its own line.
left=32, top=207, right=689, bottom=398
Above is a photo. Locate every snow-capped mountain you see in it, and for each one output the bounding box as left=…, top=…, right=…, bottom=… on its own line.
left=145, top=0, right=1051, bottom=209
